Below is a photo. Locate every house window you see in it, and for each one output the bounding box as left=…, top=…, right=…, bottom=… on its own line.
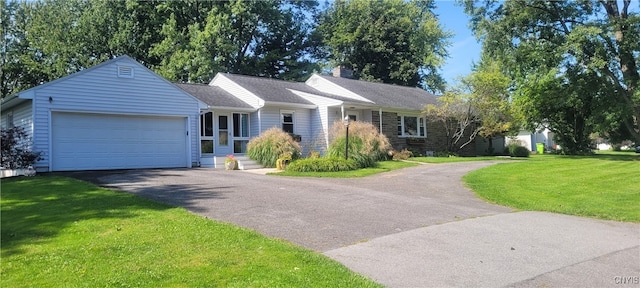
left=201, top=112, right=213, bottom=137
left=200, top=112, right=214, bottom=154
left=233, top=113, right=249, bottom=137
left=281, top=111, right=294, bottom=134
left=233, top=113, right=249, bottom=153
left=398, top=115, right=426, bottom=137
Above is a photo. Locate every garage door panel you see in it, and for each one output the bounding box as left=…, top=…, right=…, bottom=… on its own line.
left=52, top=112, right=188, bottom=171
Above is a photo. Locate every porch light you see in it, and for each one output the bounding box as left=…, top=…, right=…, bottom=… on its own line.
left=344, top=116, right=350, bottom=159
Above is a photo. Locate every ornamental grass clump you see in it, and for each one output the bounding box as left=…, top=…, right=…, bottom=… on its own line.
left=326, top=121, right=391, bottom=168
left=246, top=127, right=301, bottom=167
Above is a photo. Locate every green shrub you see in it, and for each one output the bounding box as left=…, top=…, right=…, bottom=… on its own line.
left=247, top=127, right=301, bottom=167
left=308, top=151, right=321, bottom=159
left=326, top=121, right=391, bottom=168
left=507, top=144, right=530, bottom=157
left=434, top=151, right=458, bottom=157
left=287, top=157, right=359, bottom=172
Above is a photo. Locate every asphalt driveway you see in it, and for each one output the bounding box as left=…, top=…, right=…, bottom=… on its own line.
left=75, top=162, right=639, bottom=287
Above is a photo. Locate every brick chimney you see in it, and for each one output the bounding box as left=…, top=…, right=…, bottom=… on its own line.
left=332, top=66, right=354, bottom=79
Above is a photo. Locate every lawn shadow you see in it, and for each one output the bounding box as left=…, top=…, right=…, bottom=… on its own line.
left=1, top=175, right=178, bottom=257
left=57, top=168, right=234, bottom=213
left=592, top=152, right=640, bottom=161
left=551, top=153, right=640, bottom=162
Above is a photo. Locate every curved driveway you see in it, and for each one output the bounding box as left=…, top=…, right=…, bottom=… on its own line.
left=88, top=162, right=638, bottom=287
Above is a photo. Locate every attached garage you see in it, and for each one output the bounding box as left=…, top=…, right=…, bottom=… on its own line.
left=2, top=55, right=204, bottom=172
left=51, top=112, right=189, bottom=171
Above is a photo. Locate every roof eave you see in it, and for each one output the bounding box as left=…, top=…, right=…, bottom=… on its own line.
left=263, top=101, right=317, bottom=109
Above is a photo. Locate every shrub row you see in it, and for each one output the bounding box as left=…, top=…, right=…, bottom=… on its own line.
left=287, top=157, right=359, bottom=172
left=506, top=144, right=530, bottom=157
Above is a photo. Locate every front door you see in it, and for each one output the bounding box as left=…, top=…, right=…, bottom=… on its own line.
left=216, top=113, right=232, bottom=155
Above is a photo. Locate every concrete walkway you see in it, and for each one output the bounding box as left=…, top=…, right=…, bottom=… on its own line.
left=79, top=162, right=639, bottom=287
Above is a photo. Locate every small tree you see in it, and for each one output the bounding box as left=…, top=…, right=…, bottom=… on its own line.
left=462, top=59, right=515, bottom=154
left=1, top=126, right=42, bottom=169
left=423, top=90, right=479, bottom=154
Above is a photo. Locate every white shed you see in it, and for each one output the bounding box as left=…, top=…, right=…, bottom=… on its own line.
left=0, top=56, right=204, bottom=172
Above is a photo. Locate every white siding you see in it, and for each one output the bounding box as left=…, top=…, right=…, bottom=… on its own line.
left=1, top=101, right=34, bottom=150
left=259, top=106, right=313, bottom=155
left=309, top=107, right=328, bottom=153
left=305, top=74, right=372, bottom=103
left=259, top=106, right=281, bottom=133
left=30, top=57, right=201, bottom=171
left=1, top=101, right=32, bottom=130
left=250, top=110, right=260, bottom=137
left=212, top=74, right=262, bottom=108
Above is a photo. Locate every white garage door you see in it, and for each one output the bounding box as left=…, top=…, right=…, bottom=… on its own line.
left=52, top=112, right=188, bottom=171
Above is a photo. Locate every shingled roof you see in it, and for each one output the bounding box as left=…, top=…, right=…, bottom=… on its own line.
left=221, top=74, right=314, bottom=106
left=174, top=83, right=253, bottom=109
left=314, top=75, right=439, bottom=110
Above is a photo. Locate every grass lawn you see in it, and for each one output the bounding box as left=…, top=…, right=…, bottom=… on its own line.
left=272, top=160, right=418, bottom=178
left=411, top=155, right=517, bottom=164
left=1, top=176, right=381, bottom=287
left=463, top=151, right=640, bottom=222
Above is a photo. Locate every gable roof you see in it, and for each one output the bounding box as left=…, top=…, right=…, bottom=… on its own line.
left=2, top=55, right=208, bottom=111
left=313, top=75, right=438, bottom=110
left=174, top=83, right=253, bottom=110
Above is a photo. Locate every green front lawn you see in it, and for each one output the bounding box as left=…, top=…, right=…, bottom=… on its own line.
left=1, top=176, right=381, bottom=287
left=464, top=152, right=640, bottom=222
left=411, top=155, right=517, bottom=164
left=273, top=160, right=418, bottom=177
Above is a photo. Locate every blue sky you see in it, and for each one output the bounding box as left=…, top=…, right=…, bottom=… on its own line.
left=434, top=0, right=482, bottom=85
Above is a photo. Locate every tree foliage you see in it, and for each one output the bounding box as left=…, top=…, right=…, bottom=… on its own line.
left=423, top=58, right=514, bottom=155
left=317, top=0, right=451, bottom=92
left=423, top=91, right=479, bottom=153
left=1, top=126, right=42, bottom=169
left=1, top=0, right=320, bottom=98
left=464, top=0, right=640, bottom=153
left=462, top=58, right=515, bottom=153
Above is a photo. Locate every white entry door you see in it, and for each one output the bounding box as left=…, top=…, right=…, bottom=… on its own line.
left=216, top=113, right=232, bottom=155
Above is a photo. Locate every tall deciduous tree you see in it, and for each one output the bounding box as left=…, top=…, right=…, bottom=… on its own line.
left=464, top=0, right=640, bottom=152
left=317, top=0, right=451, bottom=92
left=1, top=0, right=319, bottom=97
left=151, top=0, right=320, bottom=83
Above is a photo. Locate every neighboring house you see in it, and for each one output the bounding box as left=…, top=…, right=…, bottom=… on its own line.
left=1, top=56, right=475, bottom=172
left=511, top=128, right=557, bottom=152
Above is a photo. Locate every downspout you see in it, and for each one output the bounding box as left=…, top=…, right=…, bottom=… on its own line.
left=340, top=105, right=345, bottom=120
left=258, top=108, right=262, bottom=133
left=379, top=108, right=383, bottom=132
